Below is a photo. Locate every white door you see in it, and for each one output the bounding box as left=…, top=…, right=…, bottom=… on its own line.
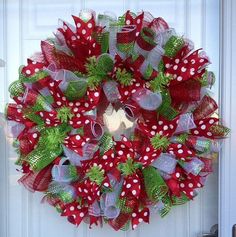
left=0, top=0, right=235, bottom=237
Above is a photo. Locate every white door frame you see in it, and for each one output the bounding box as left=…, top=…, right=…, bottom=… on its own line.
left=219, top=0, right=236, bottom=236
left=0, top=0, right=235, bottom=236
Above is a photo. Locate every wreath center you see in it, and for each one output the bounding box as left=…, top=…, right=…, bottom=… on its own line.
left=103, top=105, right=134, bottom=138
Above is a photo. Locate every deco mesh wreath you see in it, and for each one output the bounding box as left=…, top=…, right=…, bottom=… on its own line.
left=6, top=10, right=229, bottom=230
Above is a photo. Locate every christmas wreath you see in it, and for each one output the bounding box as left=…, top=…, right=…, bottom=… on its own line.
left=6, top=10, right=229, bottom=230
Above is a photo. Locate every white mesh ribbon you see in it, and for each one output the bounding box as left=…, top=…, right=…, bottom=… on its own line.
left=46, top=64, right=87, bottom=93
left=132, top=88, right=162, bottom=111
left=92, top=122, right=104, bottom=139
left=89, top=200, right=102, bottom=217
left=174, top=113, right=196, bottom=134
left=63, top=146, right=84, bottom=166
left=7, top=120, right=25, bottom=138
left=103, top=81, right=121, bottom=103
left=152, top=153, right=177, bottom=174
left=181, top=157, right=204, bottom=176
left=51, top=157, right=75, bottom=183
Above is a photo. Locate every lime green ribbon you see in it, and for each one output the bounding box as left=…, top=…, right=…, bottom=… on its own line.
left=24, top=124, right=71, bottom=171
left=23, top=108, right=45, bottom=126
left=68, top=165, right=78, bottom=181
left=8, top=80, right=25, bottom=98
left=116, top=42, right=135, bottom=54
left=210, top=125, right=230, bottom=137
left=19, top=69, right=49, bottom=83
left=144, top=64, right=154, bottom=80
left=172, top=193, right=190, bottom=206
left=23, top=93, right=52, bottom=126
left=158, top=60, right=165, bottom=73
left=142, top=166, right=168, bottom=202
left=140, top=27, right=157, bottom=48
left=164, top=35, right=185, bottom=58
left=157, top=90, right=179, bottom=120
left=99, top=132, right=114, bottom=155
left=158, top=195, right=172, bottom=217
left=196, top=70, right=215, bottom=88
left=175, top=133, right=189, bottom=144
left=64, top=80, right=88, bottom=101
left=158, top=35, right=185, bottom=72
left=93, top=31, right=110, bottom=54
left=150, top=72, right=172, bottom=92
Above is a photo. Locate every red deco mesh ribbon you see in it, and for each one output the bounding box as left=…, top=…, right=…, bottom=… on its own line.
left=117, top=25, right=137, bottom=44
left=136, top=27, right=157, bottom=51
left=19, top=165, right=53, bottom=192
left=169, top=79, right=201, bottom=103
left=193, top=95, right=218, bottom=120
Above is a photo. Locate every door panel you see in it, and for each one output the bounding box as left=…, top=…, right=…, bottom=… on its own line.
left=0, top=1, right=220, bottom=237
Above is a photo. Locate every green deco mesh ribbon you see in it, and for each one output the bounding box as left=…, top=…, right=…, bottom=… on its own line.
left=164, top=35, right=185, bottom=58
left=24, top=124, right=71, bottom=171
left=157, top=90, right=179, bottom=120
left=67, top=165, right=78, bottom=181
left=23, top=93, right=52, bottom=126
left=8, top=80, right=25, bottom=98
left=93, top=31, right=110, bottom=54
left=140, top=27, right=157, bottom=48
left=158, top=35, right=185, bottom=72
left=150, top=72, right=172, bottom=92
left=64, top=80, right=88, bottom=101
left=142, top=166, right=168, bottom=202
left=117, top=42, right=134, bottom=54
left=158, top=195, right=172, bottom=217
left=32, top=94, right=50, bottom=112
left=24, top=108, right=44, bottom=126
left=20, top=69, right=49, bottom=84
left=210, top=124, right=230, bottom=137
left=144, top=64, right=154, bottom=80
left=170, top=134, right=188, bottom=145
left=99, top=132, right=114, bottom=154
left=172, top=193, right=189, bottom=206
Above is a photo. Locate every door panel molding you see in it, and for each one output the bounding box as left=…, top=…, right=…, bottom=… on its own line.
left=219, top=0, right=236, bottom=236
left=1, top=1, right=232, bottom=237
